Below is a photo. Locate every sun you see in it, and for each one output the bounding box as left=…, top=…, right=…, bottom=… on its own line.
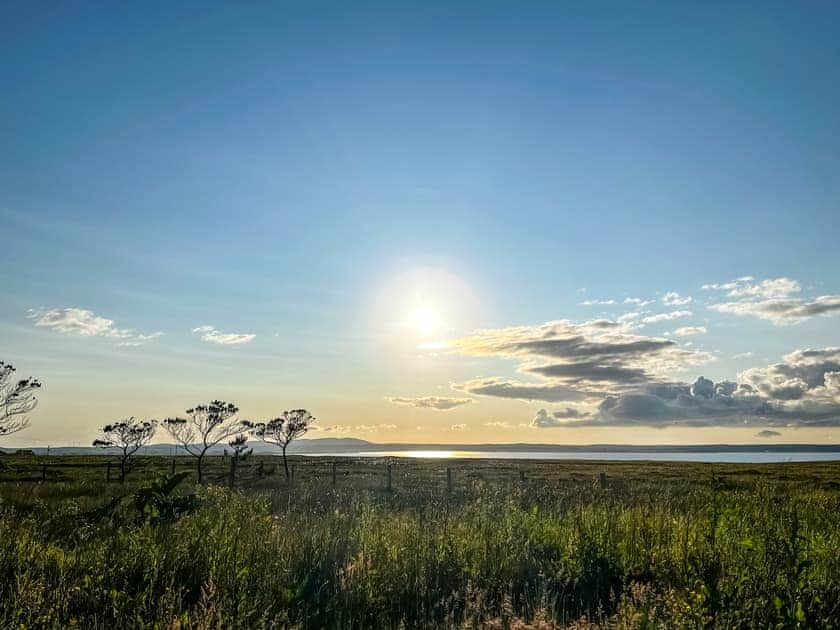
left=409, top=306, right=444, bottom=336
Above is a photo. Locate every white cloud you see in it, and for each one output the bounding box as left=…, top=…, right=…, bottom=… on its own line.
left=450, top=423, right=468, bottom=431
left=673, top=326, right=707, bottom=337
left=28, top=307, right=162, bottom=346
left=703, top=277, right=800, bottom=299
left=581, top=299, right=616, bottom=306
left=640, top=310, right=692, bottom=324
left=663, top=292, right=693, bottom=306
left=624, top=297, right=654, bottom=307
left=192, top=325, right=256, bottom=345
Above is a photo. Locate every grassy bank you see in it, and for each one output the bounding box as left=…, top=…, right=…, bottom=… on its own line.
left=1, top=455, right=839, bottom=628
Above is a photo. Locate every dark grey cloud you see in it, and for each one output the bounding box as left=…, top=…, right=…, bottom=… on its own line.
left=756, top=430, right=781, bottom=438
left=711, top=296, right=840, bottom=323
left=511, top=337, right=676, bottom=361
left=526, top=362, right=648, bottom=384
left=453, top=378, right=587, bottom=403
left=553, top=407, right=591, bottom=419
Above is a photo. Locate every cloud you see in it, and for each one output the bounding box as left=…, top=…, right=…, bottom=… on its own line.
left=450, top=318, right=712, bottom=408
left=673, top=326, right=707, bottom=337
left=192, top=325, right=256, bottom=345
left=450, top=423, right=467, bottom=431
left=452, top=377, right=588, bottom=402
left=28, top=307, right=162, bottom=346
left=663, top=292, right=693, bottom=306
left=526, top=362, right=648, bottom=384
left=733, top=351, right=754, bottom=359
left=624, top=297, right=654, bottom=306
left=387, top=396, right=472, bottom=410
left=484, top=421, right=513, bottom=428
left=530, top=407, right=593, bottom=428
left=320, top=424, right=397, bottom=433
left=531, top=409, right=562, bottom=428
left=703, top=276, right=800, bottom=299
left=562, top=348, right=840, bottom=428
left=703, top=276, right=840, bottom=324
left=756, top=430, right=781, bottom=438
left=641, top=310, right=692, bottom=324
left=709, top=296, right=840, bottom=324
left=581, top=299, right=616, bottom=306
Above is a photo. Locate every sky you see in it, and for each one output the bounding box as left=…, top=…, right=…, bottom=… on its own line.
left=2, top=2, right=839, bottom=447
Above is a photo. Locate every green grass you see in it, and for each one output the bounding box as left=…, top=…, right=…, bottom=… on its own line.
left=1, top=454, right=839, bottom=628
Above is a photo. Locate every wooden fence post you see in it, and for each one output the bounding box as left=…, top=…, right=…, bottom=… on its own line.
left=386, top=464, right=392, bottom=492
left=332, top=462, right=337, bottom=488
left=519, top=470, right=526, bottom=483
left=106, top=461, right=111, bottom=482
left=229, top=458, right=236, bottom=487
left=171, top=459, right=176, bottom=475
left=446, top=467, right=452, bottom=493
left=41, top=463, right=47, bottom=481
left=599, top=472, right=608, bottom=489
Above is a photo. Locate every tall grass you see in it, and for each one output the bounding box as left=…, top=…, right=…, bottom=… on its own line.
left=1, top=461, right=839, bottom=628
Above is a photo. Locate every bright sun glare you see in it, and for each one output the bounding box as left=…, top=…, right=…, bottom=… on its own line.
left=409, top=306, right=443, bottom=336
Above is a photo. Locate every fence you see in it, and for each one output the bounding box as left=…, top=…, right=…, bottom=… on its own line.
left=0, top=455, right=613, bottom=492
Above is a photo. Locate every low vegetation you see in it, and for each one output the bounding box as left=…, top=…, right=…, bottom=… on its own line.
left=1, top=455, right=839, bottom=628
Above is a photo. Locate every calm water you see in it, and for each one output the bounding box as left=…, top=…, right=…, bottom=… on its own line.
left=302, top=450, right=840, bottom=463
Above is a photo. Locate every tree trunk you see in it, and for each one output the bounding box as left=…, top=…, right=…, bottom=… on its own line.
left=282, top=445, right=290, bottom=483
left=197, top=452, right=204, bottom=483
left=120, top=455, right=127, bottom=483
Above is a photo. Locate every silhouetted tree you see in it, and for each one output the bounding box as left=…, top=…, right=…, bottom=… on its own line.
left=93, top=417, right=157, bottom=482
left=246, top=409, right=314, bottom=482
left=0, top=360, right=41, bottom=438
left=163, top=401, right=244, bottom=483
left=227, top=433, right=252, bottom=486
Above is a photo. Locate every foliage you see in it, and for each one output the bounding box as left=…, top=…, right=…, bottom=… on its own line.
left=132, top=472, right=197, bottom=524
left=246, top=409, right=314, bottom=482
left=0, top=457, right=839, bottom=628
left=163, top=400, right=245, bottom=482
left=0, top=359, right=41, bottom=436
left=92, top=417, right=157, bottom=481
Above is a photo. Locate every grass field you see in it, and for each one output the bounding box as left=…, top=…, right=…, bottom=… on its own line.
left=1, top=454, right=839, bottom=628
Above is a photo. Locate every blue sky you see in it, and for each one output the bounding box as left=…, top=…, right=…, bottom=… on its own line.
left=2, top=2, right=839, bottom=445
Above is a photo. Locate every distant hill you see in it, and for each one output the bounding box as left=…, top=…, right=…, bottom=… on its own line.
left=2, top=438, right=839, bottom=456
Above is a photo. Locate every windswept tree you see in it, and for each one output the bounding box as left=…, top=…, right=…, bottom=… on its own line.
left=164, top=401, right=244, bottom=483
left=93, top=417, right=157, bottom=482
left=0, top=360, right=41, bottom=438
left=227, top=433, right=252, bottom=485
left=246, top=409, right=314, bottom=482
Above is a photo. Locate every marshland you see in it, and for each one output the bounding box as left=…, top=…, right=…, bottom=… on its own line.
left=1, top=454, right=839, bottom=628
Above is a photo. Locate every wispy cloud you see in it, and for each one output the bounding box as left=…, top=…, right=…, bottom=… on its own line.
left=624, top=297, right=654, bottom=307
left=581, top=299, right=616, bottom=306
left=318, top=424, right=397, bottom=433
left=709, top=296, right=840, bottom=324
left=673, top=326, right=707, bottom=337
left=663, top=292, right=693, bottom=306
left=449, top=423, right=467, bottom=431
left=387, top=396, right=472, bottom=410
left=192, top=325, right=256, bottom=345
left=703, top=276, right=800, bottom=299
left=641, top=310, right=692, bottom=324
left=484, top=421, right=513, bottom=428
left=28, top=307, right=162, bottom=346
